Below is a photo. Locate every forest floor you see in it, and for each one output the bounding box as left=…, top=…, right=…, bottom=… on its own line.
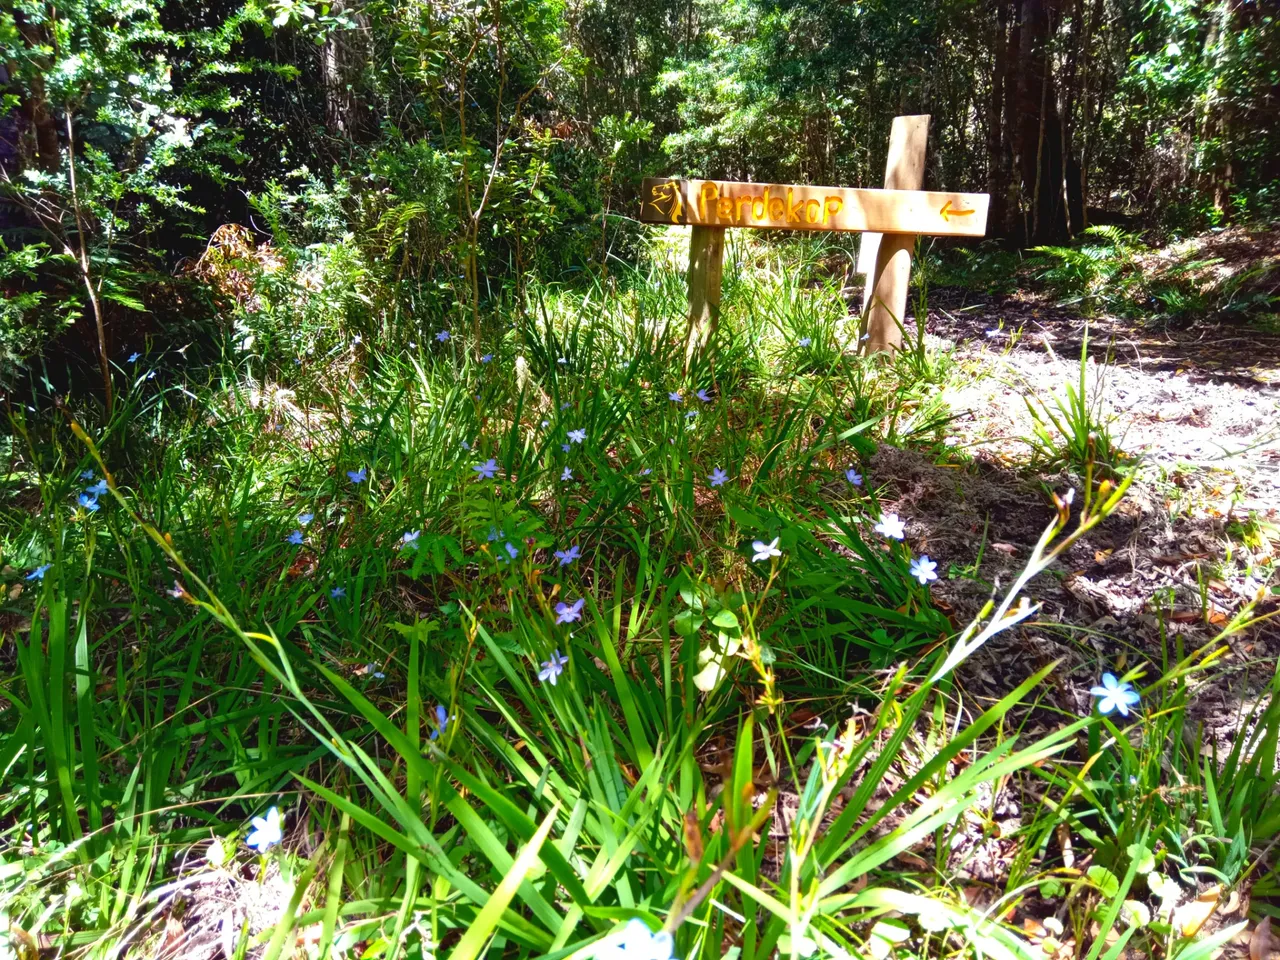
left=831, top=277, right=1280, bottom=946
left=888, top=281, right=1280, bottom=719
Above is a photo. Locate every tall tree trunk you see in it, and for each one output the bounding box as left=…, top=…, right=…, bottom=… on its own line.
left=1015, top=0, right=1069, bottom=244
left=320, top=2, right=369, bottom=144
left=987, top=0, right=1012, bottom=238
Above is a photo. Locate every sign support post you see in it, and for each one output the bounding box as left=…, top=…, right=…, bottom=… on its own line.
left=860, top=115, right=930, bottom=352
left=685, top=223, right=725, bottom=367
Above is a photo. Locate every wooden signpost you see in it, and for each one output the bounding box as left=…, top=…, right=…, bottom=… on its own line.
left=639, top=115, right=989, bottom=359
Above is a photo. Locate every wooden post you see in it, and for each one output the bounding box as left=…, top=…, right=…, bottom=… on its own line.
left=685, top=223, right=725, bottom=368
left=860, top=115, right=930, bottom=353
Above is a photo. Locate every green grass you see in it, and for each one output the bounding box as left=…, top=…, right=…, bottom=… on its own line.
left=1, top=239, right=1276, bottom=960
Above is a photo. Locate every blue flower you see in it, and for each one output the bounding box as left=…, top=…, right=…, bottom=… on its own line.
left=461, top=440, right=471, bottom=451
left=78, top=493, right=100, bottom=513
left=429, top=704, right=453, bottom=741
left=127, top=352, right=141, bottom=363
left=401, top=530, right=421, bottom=550
left=486, top=526, right=504, bottom=542
left=474, top=458, right=499, bottom=480
left=557, top=357, right=568, bottom=365
left=504, top=542, right=519, bottom=560
left=347, top=468, right=367, bottom=484
left=668, top=391, right=683, bottom=403
left=330, top=586, right=346, bottom=599
left=561, top=443, right=571, bottom=452
left=845, top=468, right=863, bottom=487
left=287, top=530, right=304, bottom=545
left=561, top=467, right=573, bottom=481
left=1090, top=673, right=1141, bottom=717
left=80, top=470, right=95, bottom=480
left=685, top=410, right=697, bottom=420
left=538, top=649, right=568, bottom=685
left=561, top=402, right=572, bottom=410
left=87, top=479, right=108, bottom=496
left=909, top=555, right=938, bottom=585
left=709, top=468, right=728, bottom=487
left=480, top=353, right=493, bottom=363
left=436, top=330, right=451, bottom=342
left=568, top=429, right=586, bottom=444
left=639, top=467, right=652, bottom=476
left=246, top=806, right=283, bottom=852
left=555, top=598, right=585, bottom=624
left=298, top=512, right=314, bottom=526
left=799, top=337, right=812, bottom=347
left=26, top=564, right=51, bottom=581
left=697, top=389, right=711, bottom=402
left=554, top=544, right=581, bottom=566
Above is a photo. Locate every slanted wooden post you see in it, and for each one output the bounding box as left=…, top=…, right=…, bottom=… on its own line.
left=685, top=223, right=725, bottom=368
left=860, top=115, right=930, bottom=353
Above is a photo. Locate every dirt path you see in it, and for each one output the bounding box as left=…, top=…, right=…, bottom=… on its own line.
left=868, top=290, right=1280, bottom=722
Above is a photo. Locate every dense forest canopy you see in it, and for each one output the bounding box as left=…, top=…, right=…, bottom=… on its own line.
left=1, top=0, right=1277, bottom=381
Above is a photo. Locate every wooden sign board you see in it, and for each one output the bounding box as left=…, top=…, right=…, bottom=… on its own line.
left=640, top=177, right=989, bottom=238
left=642, top=115, right=989, bottom=362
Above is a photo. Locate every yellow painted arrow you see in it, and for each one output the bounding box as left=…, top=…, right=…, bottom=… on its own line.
left=940, top=200, right=975, bottom=222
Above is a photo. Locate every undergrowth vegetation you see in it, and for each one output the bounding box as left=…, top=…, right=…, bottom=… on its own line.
left=3, top=234, right=1278, bottom=960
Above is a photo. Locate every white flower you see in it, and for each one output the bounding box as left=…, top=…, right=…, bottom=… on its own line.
left=874, top=513, right=906, bottom=540
left=751, top=537, right=782, bottom=562
left=1089, top=673, right=1141, bottom=717
left=909, top=555, right=938, bottom=584
left=595, top=919, right=675, bottom=960
left=246, top=806, right=284, bottom=851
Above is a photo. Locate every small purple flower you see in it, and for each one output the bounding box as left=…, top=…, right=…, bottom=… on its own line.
left=429, top=704, right=453, bottom=741
left=568, top=429, right=586, bottom=444
left=751, top=538, right=782, bottom=562
left=685, top=411, right=697, bottom=420
left=461, top=440, right=471, bottom=451
left=538, top=649, right=568, bottom=685
left=561, top=467, right=573, bottom=481
left=80, top=470, right=95, bottom=480
left=330, top=586, right=346, bottom=599
left=561, top=443, right=571, bottom=452
left=504, top=542, right=519, bottom=560
left=845, top=468, right=863, bottom=487
left=87, top=479, right=108, bottom=496
left=78, top=493, right=100, bottom=513
left=486, top=526, right=503, bottom=542
left=668, top=391, right=683, bottom=403
left=127, top=352, right=141, bottom=363
left=298, top=512, right=314, bottom=525
left=474, top=458, right=499, bottom=480
left=480, top=353, right=493, bottom=363
left=554, top=544, right=580, bottom=566
left=799, top=337, right=812, bottom=347
left=697, top=389, right=711, bottom=402
left=709, top=468, right=729, bottom=487
left=555, top=598, right=585, bottom=624
left=401, top=530, right=421, bottom=550
left=26, top=564, right=51, bottom=581
left=639, top=467, right=652, bottom=476
left=347, top=468, right=367, bottom=484
left=287, top=530, right=304, bottom=545
left=436, top=330, right=451, bottom=342
left=560, top=402, right=572, bottom=410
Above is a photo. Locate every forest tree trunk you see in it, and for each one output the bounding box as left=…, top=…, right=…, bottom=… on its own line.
left=1014, top=0, right=1069, bottom=244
